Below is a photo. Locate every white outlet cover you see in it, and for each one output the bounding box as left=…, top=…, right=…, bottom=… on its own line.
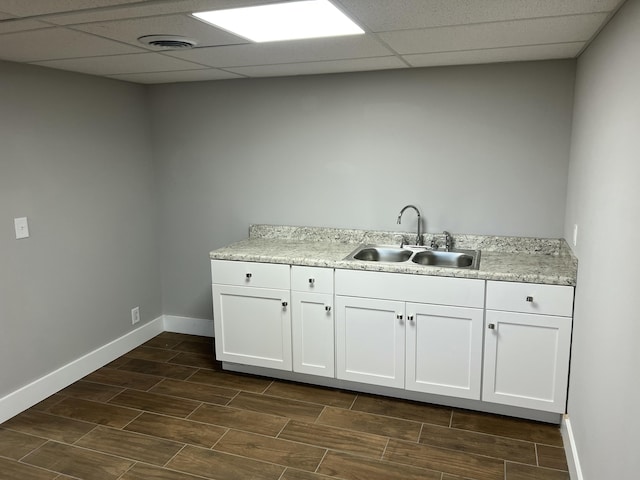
left=572, top=224, right=578, bottom=247
left=14, top=217, right=29, bottom=239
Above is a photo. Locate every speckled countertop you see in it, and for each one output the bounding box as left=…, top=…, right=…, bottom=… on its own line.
left=210, top=225, right=578, bottom=286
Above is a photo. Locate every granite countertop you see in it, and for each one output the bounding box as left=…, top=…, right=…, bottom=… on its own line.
left=210, top=225, right=578, bottom=286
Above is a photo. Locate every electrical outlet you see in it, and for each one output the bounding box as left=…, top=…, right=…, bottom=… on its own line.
left=131, top=306, right=140, bottom=325
left=572, top=224, right=578, bottom=247
left=14, top=217, right=29, bottom=239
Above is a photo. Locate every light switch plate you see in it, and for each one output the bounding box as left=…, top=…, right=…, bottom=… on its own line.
left=14, top=217, right=29, bottom=239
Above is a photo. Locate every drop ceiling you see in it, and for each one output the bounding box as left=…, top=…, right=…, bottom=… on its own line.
left=0, top=0, right=626, bottom=84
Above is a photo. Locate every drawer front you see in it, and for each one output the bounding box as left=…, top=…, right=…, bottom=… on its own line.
left=291, top=266, right=334, bottom=294
left=211, top=260, right=290, bottom=290
left=335, top=269, right=484, bottom=308
left=486, top=281, right=574, bottom=317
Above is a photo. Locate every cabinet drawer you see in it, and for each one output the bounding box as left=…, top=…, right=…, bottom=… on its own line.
left=211, top=260, right=290, bottom=290
left=486, top=281, right=574, bottom=317
left=291, top=266, right=333, bottom=294
left=335, top=269, right=484, bottom=308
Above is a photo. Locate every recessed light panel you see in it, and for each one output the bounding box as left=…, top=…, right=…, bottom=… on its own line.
left=192, top=0, right=364, bottom=43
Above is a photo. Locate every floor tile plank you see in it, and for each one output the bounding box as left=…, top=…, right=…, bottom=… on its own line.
left=317, top=450, right=442, bottom=480
left=228, top=391, right=324, bottom=423
left=278, top=420, right=387, bottom=458
left=452, top=410, right=563, bottom=446
left=167, top=351, right=222, bottom=370
left=536, top=444, right=569, bottom=471
left=187, top=369, right=272, bottom=393
left=46, top=397, right=141, bottom=428
left=57, top=381, right=124, bottom=402
left=124, top=346, right=180, bottom=362
left=384, top=438, right=505, bottom=480
left=0, top=428, right=47, bottom=460
left=83, top=367, right=163, bottom=391
left=265, top=381, right=357, bottom=408
left=0, top=456, right=59, bottom=480
left=75, top=426, right=184, bottom=465
left=214, top=429, right=326, bottom=471
left=167, top=444, right=285, bottom=480
left=351, top=394, right=452, bottom=426
left=188, top=403, right=288, bottom=436
left=149, top=378, right=238, bottom=405
left=1, top=410, right=95, bottom=443
left=108, top=389, right=201, bottom=418
left=124, top=412, right=226, bottom=447
left=120, top=463, right=206, bottom=480
left=318, top=406, right=422, bottom=441
left=419, top=423, right=537, bottom=464
left=506, top=462, right=570, bottom=479
left=117, top=358, right=198, bottom=380
left=22, top=441, right=134, bottom=480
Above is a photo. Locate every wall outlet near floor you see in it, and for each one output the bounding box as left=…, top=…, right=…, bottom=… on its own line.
left=14, top=217, right=30, bottom=239
left=572, top=224, right=578, bottom=247
left=131, top=306, right=140, bottom=325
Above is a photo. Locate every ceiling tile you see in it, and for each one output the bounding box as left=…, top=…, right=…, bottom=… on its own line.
left=166, top=35, right=394, bottom=67
left=226, top=56, right=407, bottom=77
left=72, top=13, right=246, bottom=49
left=0, top=0, right=144, bottom=16
left=0, top=27, right=144, bottom=62
left=404, top=43, right=585, bottom=68
left=0, top=17, right=49, bottom=34
left=32, top=52, right=207, bottom=75
left=108, top=67, right=244, bottom=83
left=338, top=0, right=623, bottom=31
left=378, top=13, right=608, bottom=55
left=41, top=0, right=279, bottom=25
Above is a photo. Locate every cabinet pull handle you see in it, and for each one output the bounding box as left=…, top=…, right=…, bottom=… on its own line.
left=325, top=305, right=331, bottom=312
left=309, top=278, right=315, bottom=285
left=396, top=313, right=403, bottom=320
left=246, top=273, right=252, bottom=279
left=526, top=296, right=533, bottom=302
left=488, top=323, right=496, bottom=330
left=282, top=301, right=288, bottom=307
left=407, top=315, right=415, bottom=321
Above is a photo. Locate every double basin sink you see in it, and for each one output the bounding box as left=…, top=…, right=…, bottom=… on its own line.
left=344, top=245, right=481, bottom=269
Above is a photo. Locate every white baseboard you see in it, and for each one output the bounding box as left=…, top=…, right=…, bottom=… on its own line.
left=562, top=415, right=584, bottom=480
left=0, top=317, right=164, bottom=424
left=162, top=315, right=214, bottom=337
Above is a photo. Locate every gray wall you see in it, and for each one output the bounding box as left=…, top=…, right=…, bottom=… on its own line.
left=0, top=61, right=161, bottom=398
left=150, top=61, right=576, bottom=319
left=564, top=0, right=640, bottom=477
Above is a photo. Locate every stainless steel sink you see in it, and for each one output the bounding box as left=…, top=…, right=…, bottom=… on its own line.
left=344, top=245, right=480, bottom=269
left=352, top=246, right=413, bottom=262
left=411, top=249, right=479, bottom=268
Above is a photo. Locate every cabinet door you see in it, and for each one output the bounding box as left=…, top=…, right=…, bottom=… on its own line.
left=212, top=284, right=292, bottom=371
left=291, top=292, right=334, bottom=377
left=482, top=310, right=572, bottom=413
left=405, top=303, right=483, bottom=400
left=335, top=296, right=405, bottom=388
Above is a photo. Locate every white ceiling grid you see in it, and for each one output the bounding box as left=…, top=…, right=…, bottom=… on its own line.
left=0, top=0, right=626, bottom=84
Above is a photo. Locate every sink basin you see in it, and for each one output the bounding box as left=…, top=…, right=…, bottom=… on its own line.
left=352, top=246, right=413, bottom=262
left=344, top=245, right=480, bottom=269
left=412, top=249, right=477, bottom=268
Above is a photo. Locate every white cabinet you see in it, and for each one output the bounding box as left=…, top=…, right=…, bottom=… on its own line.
left=211, top=260, right=292, bottom=371
left=482, top=281, right=574, bottom=413
left=335, top=296, right=405, bottom=388
left=291, top=266, right=334, bottom=377
left=406, top=303, right=483, bottom=400
left=335, top=269, right=485, bottom=398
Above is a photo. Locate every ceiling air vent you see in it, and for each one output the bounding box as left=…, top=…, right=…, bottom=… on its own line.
left=138, top=35, right=198, bottom=49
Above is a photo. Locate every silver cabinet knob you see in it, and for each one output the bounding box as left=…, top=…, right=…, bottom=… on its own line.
left=407, top=315, right=415, bottom=321
left=488, top=323, right=496, bottom=329
left=325, top=305, right=331, bottom=312
left=246, top=273, right=252, bottom=279
left=396, top=313, right=403, bottom=320
left=526, top=296, right=533, bottom=302
left=309, top=278, right=315, bottom=285
left=282, top=301, right=288, bottom=307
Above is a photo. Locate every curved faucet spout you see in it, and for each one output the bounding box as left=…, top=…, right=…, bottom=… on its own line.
left=397, top=204, right=423, bottom=246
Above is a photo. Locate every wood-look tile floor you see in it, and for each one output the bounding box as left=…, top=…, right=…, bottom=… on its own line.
left=0, top=332, right=570, bottom=480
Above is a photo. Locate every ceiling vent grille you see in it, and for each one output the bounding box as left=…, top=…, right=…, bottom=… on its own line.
left=138, top=35, right=198, bottom=49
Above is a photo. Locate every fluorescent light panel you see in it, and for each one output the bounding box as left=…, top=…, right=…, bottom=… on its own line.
left=192, top=0, right=364, bottom=43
